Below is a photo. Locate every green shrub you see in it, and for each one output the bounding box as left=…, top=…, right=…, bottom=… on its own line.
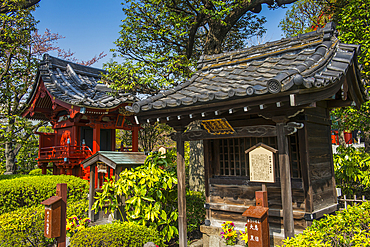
left=93, top=152, right=178, bottom=243
left=0, top=175, right=88, bottom=215
left=0, top=199, right=88, bottom=247
left=280, top=201, right=370, bottom=246
left=70, top=221, right=161, bottom=247
left=0, top=174, right=32, bottom=181
left=28, top=169, right=52, bottom=175
left=334, top=145, right=370, bottom=196
left=0, top=205, right=52, bottom=247
left=186, top=190, right=205, bottom=233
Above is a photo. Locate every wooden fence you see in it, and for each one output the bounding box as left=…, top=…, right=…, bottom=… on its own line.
left=339, top=195, right=367, bottom=210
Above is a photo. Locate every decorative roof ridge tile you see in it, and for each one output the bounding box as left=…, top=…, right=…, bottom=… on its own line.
left=199, top=30, right=325, bottom=67
left=43, top=54, right=106, bottom=76
left=200, top=38, right=325, bottom=71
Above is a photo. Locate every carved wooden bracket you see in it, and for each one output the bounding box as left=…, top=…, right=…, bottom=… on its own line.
left=283, top=122, right=304, bottom=135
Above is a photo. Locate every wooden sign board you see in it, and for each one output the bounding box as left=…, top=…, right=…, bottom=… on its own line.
left=41, top=196, right=62, bottom=238
left=243, top=206, right=270, bottom=247
left=201, top=118, right=235, bottom=135
left=245, top=143, right=277, bottom=183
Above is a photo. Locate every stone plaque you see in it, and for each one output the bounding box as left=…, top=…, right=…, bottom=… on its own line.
left=245, top=143, right=276, bottom=183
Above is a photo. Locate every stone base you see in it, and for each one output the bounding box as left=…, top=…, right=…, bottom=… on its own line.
left=200, top=225, right=299, bottom=247
left=3, top=172, right=14, bottom=175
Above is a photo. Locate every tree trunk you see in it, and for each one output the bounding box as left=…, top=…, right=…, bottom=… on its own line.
left=4, top=141, right=15, bottom=175
left=364, top=131, right=370, bottom=153
left=338, top=130, right=346, bottom=146
left=4, top=118, right=16, bottom=175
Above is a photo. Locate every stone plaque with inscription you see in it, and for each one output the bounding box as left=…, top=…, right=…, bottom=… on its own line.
left=245, top=143, right=277, bottom=183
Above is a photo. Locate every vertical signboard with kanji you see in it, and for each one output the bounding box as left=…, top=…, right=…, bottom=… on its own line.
left=242, top=206, right=270, bottom=247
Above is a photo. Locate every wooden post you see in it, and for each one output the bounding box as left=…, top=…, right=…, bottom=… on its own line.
left=56, top=183, right=67, bottom=247
left=93, top=124, right=100, bottom=153
left=275, top=120, right=295, bottom=238
left=176, top=130, right=187, bottom=247
left=89, top=164, right=96, bottom=222
left=42, top=164, right=47, bottom=175
left=132, top=126, right=139, bottom=152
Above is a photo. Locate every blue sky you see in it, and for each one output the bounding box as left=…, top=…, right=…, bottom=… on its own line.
left=34, top=1, right=289, bottom=69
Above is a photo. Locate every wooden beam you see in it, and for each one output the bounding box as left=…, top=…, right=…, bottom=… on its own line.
left=89, top=164, right=96, bottom=222
left=132, top=126, right=139, bottom=152
left=275, top=119, right=295, bottom=238
left=171, top=125, right=277, bottom=141
left=176, top=130, right=187, bottom=247
left=204, top=140, right=211, bottom=224
left=56, top=183, right=67, bottom=247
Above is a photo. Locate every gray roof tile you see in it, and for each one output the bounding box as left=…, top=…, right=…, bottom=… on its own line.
left=26, top=54, right=136, bottom=109
left=131, top=23, right=363, bottom=113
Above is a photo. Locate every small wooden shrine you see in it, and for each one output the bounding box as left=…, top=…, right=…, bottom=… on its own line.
left=81, top=151, right=147, bottom=221
left=128, top=23, right=366, bottom=246
left=21, top=54, right=140, bottom=182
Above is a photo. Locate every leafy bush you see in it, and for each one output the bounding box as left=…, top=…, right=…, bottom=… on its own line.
left=333, top=146, right=370, bottom=196
left=0, top=205, right=52, bottom=247
left=69, top=221, right=161, bottom=247
left=93, top=152, right=178, bottom=243
left=0, top=199, right=88, bottom=247
left=280, top=201, right=370, bottom=246
left=186, top=190, right=205, bottom=233
left=0, top=175, right=88, bottom=215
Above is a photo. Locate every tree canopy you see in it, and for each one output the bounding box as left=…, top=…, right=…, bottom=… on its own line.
left=103, top=0, right=299, bottom=95
left=280, top=0, right=370, bottom=147
left=0, top=1, right=105, bottom=174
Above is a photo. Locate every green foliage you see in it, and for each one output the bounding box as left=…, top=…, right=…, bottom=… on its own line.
left=102, top=0, right=269, bottom=94
left=0, top=175, right=88, bottom=215
left=69, top=221, right=161, bottom=247
left=0, top=205, right=53, bottom=247
left=279, top=0, right=330, bottom=37
left=0, top=173, right=32, bottom=181
left=330, top=0, right=370, bottom=133
left=333, top=146, right=370, bottom=196
left=28, top=168, right=42, bottom=175
left=93, top=151, right=178, bottom=243
left=280, top=201, right=370, bottom=246
left=117, top=122, right=175, bottom=153
left=186, top=190, right=205, bottom=233
left=0, top=199, right=88, bottom=247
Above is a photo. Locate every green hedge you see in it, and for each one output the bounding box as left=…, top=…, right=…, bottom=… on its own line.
left=280, top=201, right=370, bottom=246
left=0, top=175, right=88, bottom=215
left=0, top=174, right=32, bottom=181
left=0, top=199, right=88, bottom=247
left=70, top=221, right=161, bottom=247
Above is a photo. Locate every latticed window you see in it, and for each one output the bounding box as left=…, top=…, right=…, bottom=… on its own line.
left=215, top=134, right=300, bottom=178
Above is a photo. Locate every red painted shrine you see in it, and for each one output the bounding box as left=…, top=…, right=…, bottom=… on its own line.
left=21, top=54, right=140, bottom=181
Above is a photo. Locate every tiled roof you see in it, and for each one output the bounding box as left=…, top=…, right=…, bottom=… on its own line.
left=129, top=23, right=364, bottom=114
left=31, top=54, right=136, bottom=109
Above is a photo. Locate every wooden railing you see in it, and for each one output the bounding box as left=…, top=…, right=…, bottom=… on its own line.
left=339, top=195, right=367, bottom=210
left=39, top=144, right=92, bottom=161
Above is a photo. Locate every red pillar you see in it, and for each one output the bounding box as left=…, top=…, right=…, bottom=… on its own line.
left=93, top=124, right=101, bottom=153
left=111, top=129, right=116, bottom=151
left=93, top=125, right=100, bottom=188
left=132, top=126, right=139, bottom=152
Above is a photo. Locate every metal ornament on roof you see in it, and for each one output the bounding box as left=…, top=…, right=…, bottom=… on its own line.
left=201, top=118, right=235, bottom=135
left=119, top=106, right=135, bottom=116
